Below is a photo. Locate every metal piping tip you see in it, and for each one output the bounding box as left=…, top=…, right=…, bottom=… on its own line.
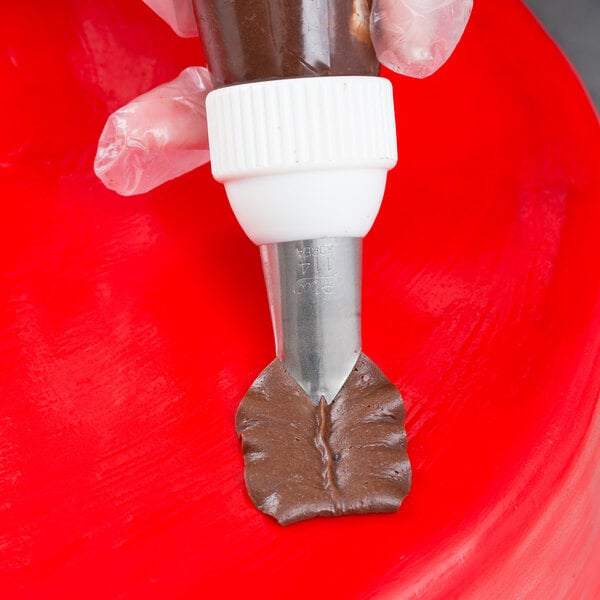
left=260, top=237, right=362, bottom=404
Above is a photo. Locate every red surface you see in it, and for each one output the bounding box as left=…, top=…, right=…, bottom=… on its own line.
left=1, top=1, right=600, bottom=598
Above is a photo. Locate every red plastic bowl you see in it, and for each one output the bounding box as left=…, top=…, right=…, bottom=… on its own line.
left=1, top=1, right=599, bottom=598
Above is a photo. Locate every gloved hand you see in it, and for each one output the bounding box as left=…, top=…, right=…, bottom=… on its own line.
left=95, top=0, right=473, bottom=196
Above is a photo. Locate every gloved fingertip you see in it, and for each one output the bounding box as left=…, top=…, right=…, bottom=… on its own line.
left=94, top=67, right=212, bottom=196
left=94, top=114, right=134, bottom=195
left=371, top=0, right=473, bottom=79
left=142, top=0, right=198, bottom=38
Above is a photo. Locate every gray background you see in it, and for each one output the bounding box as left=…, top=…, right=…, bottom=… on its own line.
left=524, top=0, right=600, bottom=110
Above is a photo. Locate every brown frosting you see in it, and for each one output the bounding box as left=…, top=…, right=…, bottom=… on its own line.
left=236, top=354, right=411, bottom=525
left=194, top=0, right=379, bottom=87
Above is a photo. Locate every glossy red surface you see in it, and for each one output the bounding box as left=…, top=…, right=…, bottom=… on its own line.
left=1, top=1, right=599, bottom=598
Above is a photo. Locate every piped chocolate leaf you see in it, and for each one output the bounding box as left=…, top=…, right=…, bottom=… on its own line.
left=235, top=353, right=411, bottom=525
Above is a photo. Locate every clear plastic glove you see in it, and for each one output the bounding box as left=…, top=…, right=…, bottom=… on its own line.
left=95, top=66, right=211, bottom=196
left=371, top=0, right=474, bottom=79
left=95, top=0, right=472, bottom=196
